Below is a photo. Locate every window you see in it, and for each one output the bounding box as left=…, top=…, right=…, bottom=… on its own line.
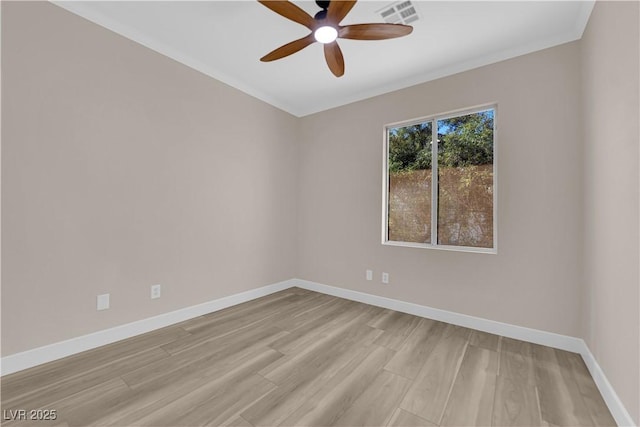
left=383, top=106, right=496, bottom=253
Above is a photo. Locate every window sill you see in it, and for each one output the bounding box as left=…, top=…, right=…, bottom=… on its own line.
left=382, top=240, right=497, bottom=254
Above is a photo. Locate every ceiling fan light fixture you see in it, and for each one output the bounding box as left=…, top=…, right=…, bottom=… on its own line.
left=314, top=25, right=338, bottom=44
left=258, top=0, right=413, bottom=77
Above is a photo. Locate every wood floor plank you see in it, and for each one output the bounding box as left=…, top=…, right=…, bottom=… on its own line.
left=159, top=311, right=282, bottom=356
left=177, top=292, right=301, bottom=334
left=92, top=349, right=282, bottom=426
left=440, top=345, right=498, bottom=426
left=241, top=343, right=376, bottom=427
left=554, top=349, right=616, bottom=426
left=49, top=378, right=132, bottom=427
left=532, top=344, right=594, bottom=426
left=271, top=293, right=342, bottom=331
left=1, top=417, right=72, bottom=427
left=178, top=289, right=304, bottom=332
left=242, top=321, right=384, bottom=426
left=387, top=408, right=437, bottom=426
left=334, top=370, right=412, bottom=427
left=288, top=287, right=314, bottom=295
left=1, top=378, right=131, bottom=427
left=469, top=330, right=501, bottom=351
left=492, top=344, right=541, bottom=426
left=2, top=347, right=169, bottom=410
left=122, top=326, right=286, bottom=389
left=370, top=311, right=422, bottom=351
left=259, top=317, right=381, bottom=383
left=501, top=337, right=533, bottom=355
left=272, top=300, right=383, bottom=356
left=161, top=297, right=297, bottom=355
left=384, top=319, right=444, bottom=379
left=280, top=345, right=396, bottom=426
left=268, top=299, right=364, bottom=354
left=499, top=340, right=535, bottom=383
left=399, top=324, right=470, bottom=424
left=134, top=372, right=276, bottom=426
left=1, top=326, right=187, bottom=400
left=2, top=291, right=616, bottom=427
left=225, top=416, right=254, bottom=427
left=493, top=375, right=542, bottom=426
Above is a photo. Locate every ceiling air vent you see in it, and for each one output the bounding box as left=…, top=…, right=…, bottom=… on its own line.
left=377, top=1, right=420, bottom=25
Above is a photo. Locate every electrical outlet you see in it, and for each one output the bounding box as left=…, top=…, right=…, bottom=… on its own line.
left=151, top=284, right=161, bottom=299
left=382, top=272, right=389, bottom=284
left=97, top=293, right=110, bottom=310
left=366, top=269, right=373, bottom=281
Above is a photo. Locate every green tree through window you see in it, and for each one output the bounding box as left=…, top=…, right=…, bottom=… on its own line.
left=386, top=108, right=495, bottom=250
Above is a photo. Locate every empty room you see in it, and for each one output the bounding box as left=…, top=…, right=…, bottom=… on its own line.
left=1, top=0, right=639, bottom=426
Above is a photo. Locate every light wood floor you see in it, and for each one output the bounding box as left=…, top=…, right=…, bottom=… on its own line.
left=1, top=288, right=616, bottom=427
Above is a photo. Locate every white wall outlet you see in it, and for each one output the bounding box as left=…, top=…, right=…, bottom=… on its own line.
left=382, top=272, right=389, bottom=284
left=97, top=293, right=110, bottom=311
left=151, top=284, right=161, bottom=299
left=366, top=269, right=373, bottom=281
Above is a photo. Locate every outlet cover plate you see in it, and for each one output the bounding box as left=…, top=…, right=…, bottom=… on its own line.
left=151, top=284, right=161, bottom=299
left=97, top=293, right=110, bottom=310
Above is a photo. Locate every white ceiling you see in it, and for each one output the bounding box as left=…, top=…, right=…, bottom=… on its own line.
left=53, top=1, right=594, bottom=117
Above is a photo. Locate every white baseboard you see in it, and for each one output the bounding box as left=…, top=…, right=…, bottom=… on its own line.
left=293, top=279, right=636, bottom=427
left=0, top=279, right=295, bottom=376
left=579, top=346, right=637, bottom=427
left=294, top=279, right=585, bottom=352
left=2, top=277, right=634, bottom=426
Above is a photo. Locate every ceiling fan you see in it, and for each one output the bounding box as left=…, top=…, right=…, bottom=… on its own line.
left=258, top=0, right=413, bottom=77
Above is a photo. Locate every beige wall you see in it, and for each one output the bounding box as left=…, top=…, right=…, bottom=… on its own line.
left=298, top=41, right=584, bottom=337
left=1, top=2, right=298, bottom=355
left=581, top=1, right=640, bottom=423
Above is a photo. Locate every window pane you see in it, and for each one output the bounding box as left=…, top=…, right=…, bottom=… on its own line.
left=437, top=110, right=494, bottom=248
left=387, top=122, right=433, bottom=243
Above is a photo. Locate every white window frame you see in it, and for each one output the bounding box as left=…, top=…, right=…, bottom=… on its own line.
left=382, top=104, right=498, bottom=254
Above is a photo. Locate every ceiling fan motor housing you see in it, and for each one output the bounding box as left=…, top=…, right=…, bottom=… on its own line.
left=314, top=9, right=328, bottom=21
left=314, top=1, right=330, bottom=22
left=316, top=1, right=331, bottom=11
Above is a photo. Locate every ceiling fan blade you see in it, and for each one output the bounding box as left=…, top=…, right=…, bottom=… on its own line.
left=327, top=1, right=357, bottom=25
left=260, top=33, right=316, bottom=62
left=339, top=23, right=413, bottom=40
left=258, top=1, right=316, bottom=30
left=324, top=41, right=345, bottom=77
left=261, top=33, right=316, bottom=62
